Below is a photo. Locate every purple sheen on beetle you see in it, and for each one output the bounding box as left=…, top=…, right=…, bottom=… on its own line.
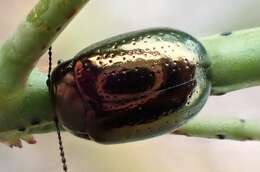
left=50, top=28, right=210, bottom=144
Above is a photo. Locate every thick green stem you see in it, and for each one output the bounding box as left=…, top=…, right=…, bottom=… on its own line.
left=173, top=117, right=260, bottom=141
left=0, top=0, right=89, bottom=146
left=0, top=0, right=88, bottom=97
left=202, top=28, right=260, bottom=95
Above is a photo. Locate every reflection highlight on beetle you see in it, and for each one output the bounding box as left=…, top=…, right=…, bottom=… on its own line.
left=51, top=28, right=210, bottom=144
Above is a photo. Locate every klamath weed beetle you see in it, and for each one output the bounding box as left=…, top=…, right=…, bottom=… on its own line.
left=50, top=28, right=211, bottom=144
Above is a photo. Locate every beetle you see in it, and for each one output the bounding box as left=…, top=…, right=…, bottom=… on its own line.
left=50, top=28, right=211, bottom=144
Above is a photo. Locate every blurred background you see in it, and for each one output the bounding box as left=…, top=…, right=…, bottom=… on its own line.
left=1, top=0, right=260, bottom=172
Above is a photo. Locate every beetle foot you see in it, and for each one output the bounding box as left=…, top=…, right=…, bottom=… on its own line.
left=8, top=139, right=23, bottom=148
left=21, top=135, right=37, bottom=144
left=0, top=134, right=37, bottom=148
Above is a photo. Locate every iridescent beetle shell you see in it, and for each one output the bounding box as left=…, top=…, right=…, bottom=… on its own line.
left=50, top=28, right=211, bottom=144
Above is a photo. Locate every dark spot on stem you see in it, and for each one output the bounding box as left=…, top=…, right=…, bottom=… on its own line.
left=240, top=119, right=246, bottom=123
left=67, top=8, right=77, bottom=20
left=216, top=134, right=226, bottom=139
left=246, top=137, right=253, bottom=141
left=56, top=26, right=62, bottom=32
left=173, top=130, right=190, bottom=136
left=18, top=126, right=26, bottom=132
left=211, top=91, right=226, bottom=96
left=30, top=118, right=41, bottom=125
left=221, top=31, right=232, bottom=36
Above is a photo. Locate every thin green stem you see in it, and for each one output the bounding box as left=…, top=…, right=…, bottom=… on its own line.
left=173, top=117, right=260, bottom=141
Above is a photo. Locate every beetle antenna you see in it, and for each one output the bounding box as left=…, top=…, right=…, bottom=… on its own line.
left=47, top=46, right=68, bottom=172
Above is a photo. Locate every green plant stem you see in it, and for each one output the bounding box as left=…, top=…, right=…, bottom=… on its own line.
left=0, top=0, right=89, bottom=145
left=0, top=0, right=88, bottom=97
left=0, top=0, right=260, bottom=145
left=173, top=117, right=260, bottom=141
left=202, top=28, right=260, bottom=95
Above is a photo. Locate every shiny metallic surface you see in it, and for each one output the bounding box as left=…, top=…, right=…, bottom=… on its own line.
left=51, top=28, right=211, bottom=144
